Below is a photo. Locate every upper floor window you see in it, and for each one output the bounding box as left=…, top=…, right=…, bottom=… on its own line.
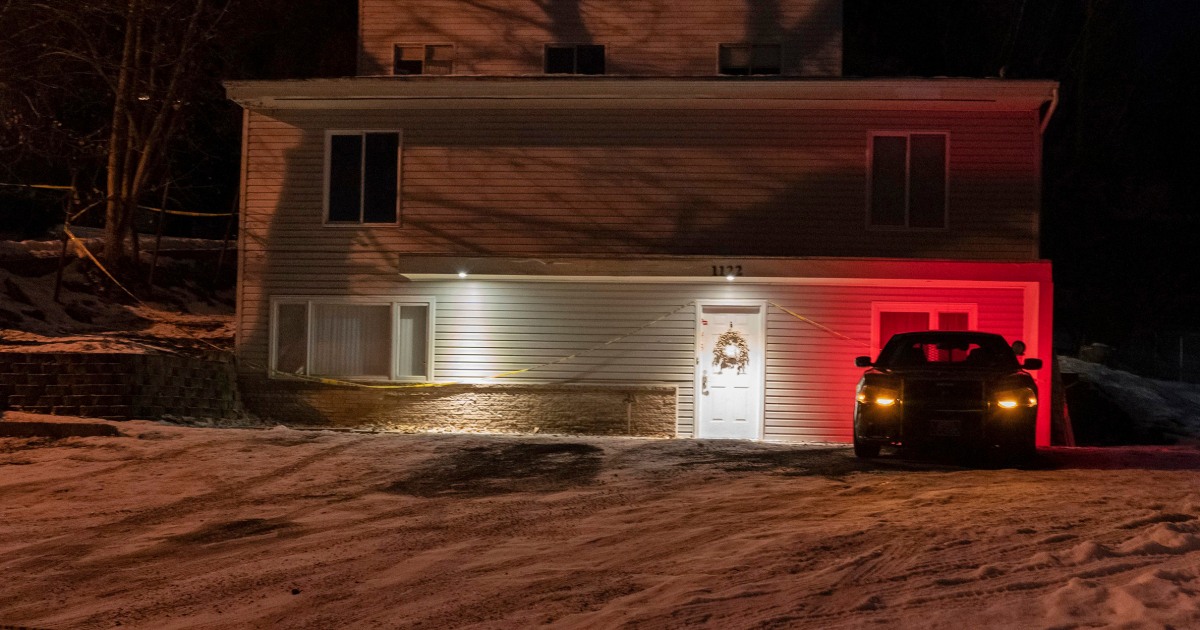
left=544, top=44, right=605, bottom=74
left=326, top=131, right=400, bottom=225
left=868, top=132, right=948, bottom=229
left=393, top=44, right=454, bottom=75
left=718, top=43, right=782, bottom=75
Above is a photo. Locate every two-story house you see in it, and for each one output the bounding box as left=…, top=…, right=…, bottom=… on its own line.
left=225, top=0, right=1057, bottom=444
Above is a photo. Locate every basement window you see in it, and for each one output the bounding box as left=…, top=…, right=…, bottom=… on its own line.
left=271, top=298, right=433, bottom=381
left=325, top=131, right=401, bottom=225
left=393, top=44, right=455, bottom=75
left=868, top=132, right=949, bottom=229
left=544, top=44, right=605, bottom=74
left=718, top=43, right=782, bottom=75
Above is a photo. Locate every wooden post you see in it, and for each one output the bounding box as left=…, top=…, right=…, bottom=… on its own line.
left=53, top=173, right=79, bottom=303
left=214, top=194, right=237, bottom=287
left=148, top=182, right=169, bottom=288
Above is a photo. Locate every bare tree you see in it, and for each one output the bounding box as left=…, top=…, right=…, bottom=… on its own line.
left=0, top=0, right=228, bottom=269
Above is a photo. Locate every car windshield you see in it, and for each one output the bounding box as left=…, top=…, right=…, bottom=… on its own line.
left=877, top=333, right=1020, bottom=369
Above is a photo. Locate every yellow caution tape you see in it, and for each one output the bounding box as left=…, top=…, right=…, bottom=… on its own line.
left=139, top=204, right=233, bottom=218
left=768, top=301, right=870, bottom=347
left=0, top=183, right=74, bottom=191
left=62, top=227, right=228, bottom=354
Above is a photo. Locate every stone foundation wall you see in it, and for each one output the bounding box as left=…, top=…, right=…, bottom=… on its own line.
left=239, top=376, right=677, bottom=437
left=0, top=352, right=244, bottom=421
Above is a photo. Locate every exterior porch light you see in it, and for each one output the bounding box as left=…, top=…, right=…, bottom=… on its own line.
left=457, top=271, right=468, bottom=278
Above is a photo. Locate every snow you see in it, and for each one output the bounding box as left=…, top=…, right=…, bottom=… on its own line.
left=1061, top=356, right=1200, bottom=442
left=0, top=235, right=233, bottom=354
left=3, top=413, right=1200, bottom=629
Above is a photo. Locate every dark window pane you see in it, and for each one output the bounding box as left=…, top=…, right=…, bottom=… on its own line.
left=393, top=45, right=424, bottom=75
left=424, top=45, right=454, bottom=75
left=750, top=44, right=782, bottom=74
left=719, top=44, right=751, bottom=75
left=328, top=135, right=362, bottom=222
left=545, top=46, right=574, bottom=73
left=394, top=60, right=423, bottom=75
left=363, top=133, right=399, bottom=223
left=937, top=312, right=970, bottom=331
left=879, top=311, right=930, bottom=351
left=576, top=45, right=605, bottom=74
left=910, top=134, right=947, bottom=228
left=871, top=136, right=907, bottom=226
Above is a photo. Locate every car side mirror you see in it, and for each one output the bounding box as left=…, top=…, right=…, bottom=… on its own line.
left=1011, top=340, right=1027, bottom=356
left=855, top=356, right=873, bottom=368
left=1022, top=358, right=1043, bottom=370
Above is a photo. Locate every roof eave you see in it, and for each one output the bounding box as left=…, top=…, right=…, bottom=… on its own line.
left=225, top=77, right=1059, bottom=111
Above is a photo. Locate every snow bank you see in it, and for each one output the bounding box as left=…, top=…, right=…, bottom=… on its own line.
left=1061, top=356, right=1200, bottom=442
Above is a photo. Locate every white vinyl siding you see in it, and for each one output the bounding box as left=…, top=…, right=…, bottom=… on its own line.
left=270, top=297, right=433, bottom=381
left=251, top=280, right=1026, bottom=442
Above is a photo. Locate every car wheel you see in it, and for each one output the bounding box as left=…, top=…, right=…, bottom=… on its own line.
left=853, top=436, right=881, bottom=459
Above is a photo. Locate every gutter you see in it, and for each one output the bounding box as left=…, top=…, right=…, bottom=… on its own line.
left=1039, top=86, right=1059, bottom=134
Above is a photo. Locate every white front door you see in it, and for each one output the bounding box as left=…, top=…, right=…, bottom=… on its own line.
left=696, top=303, right=765, bottom=440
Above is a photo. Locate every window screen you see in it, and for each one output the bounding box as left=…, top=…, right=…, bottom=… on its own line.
left=909, top=134, right=947, bottom=228
left=870, top=136, right=907, bottom=227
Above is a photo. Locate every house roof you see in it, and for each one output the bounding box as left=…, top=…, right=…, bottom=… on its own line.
left=225, top=77, right=1058, bottom=111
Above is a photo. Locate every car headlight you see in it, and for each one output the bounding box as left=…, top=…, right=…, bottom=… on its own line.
left=994, top=387, right=1037, bottom=409
left=857, top=385, right=900, bottom=407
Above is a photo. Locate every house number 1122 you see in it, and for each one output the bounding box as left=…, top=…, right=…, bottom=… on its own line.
left=712, top=265, right=744, bottom=277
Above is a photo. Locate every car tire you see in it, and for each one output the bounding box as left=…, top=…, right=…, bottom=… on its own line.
left=853, top=437, right=881, bottom=459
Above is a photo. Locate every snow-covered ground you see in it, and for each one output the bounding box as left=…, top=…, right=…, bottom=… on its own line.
left=3, top=413, right=1200, bottom=629
left=0, top=234, right=233, bottom=354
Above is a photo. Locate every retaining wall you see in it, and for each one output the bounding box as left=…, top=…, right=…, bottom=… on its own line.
left=239, top=376, right=677, bottom=437
left=0, top=352, right=244, bottom=421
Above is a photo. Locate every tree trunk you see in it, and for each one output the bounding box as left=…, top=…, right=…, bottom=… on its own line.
left=103, top=0, right=142, bottom=270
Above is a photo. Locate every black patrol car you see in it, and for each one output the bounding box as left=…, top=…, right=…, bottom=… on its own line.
left=852, top=331, right=1042, bottom=460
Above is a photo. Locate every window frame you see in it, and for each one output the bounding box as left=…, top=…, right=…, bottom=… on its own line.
left=865, top=131, right=951, bottom=231
left=543, top=43, right=606, bottom=75
left=323, top=130, right=403, bottom=227
left=269, top=295, right=436, bottom=383
left=870, top=302, right=978, bottom=360
left=392, top=43, right=456, bottom=75
left=716, top=42, right=784, bottom=76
